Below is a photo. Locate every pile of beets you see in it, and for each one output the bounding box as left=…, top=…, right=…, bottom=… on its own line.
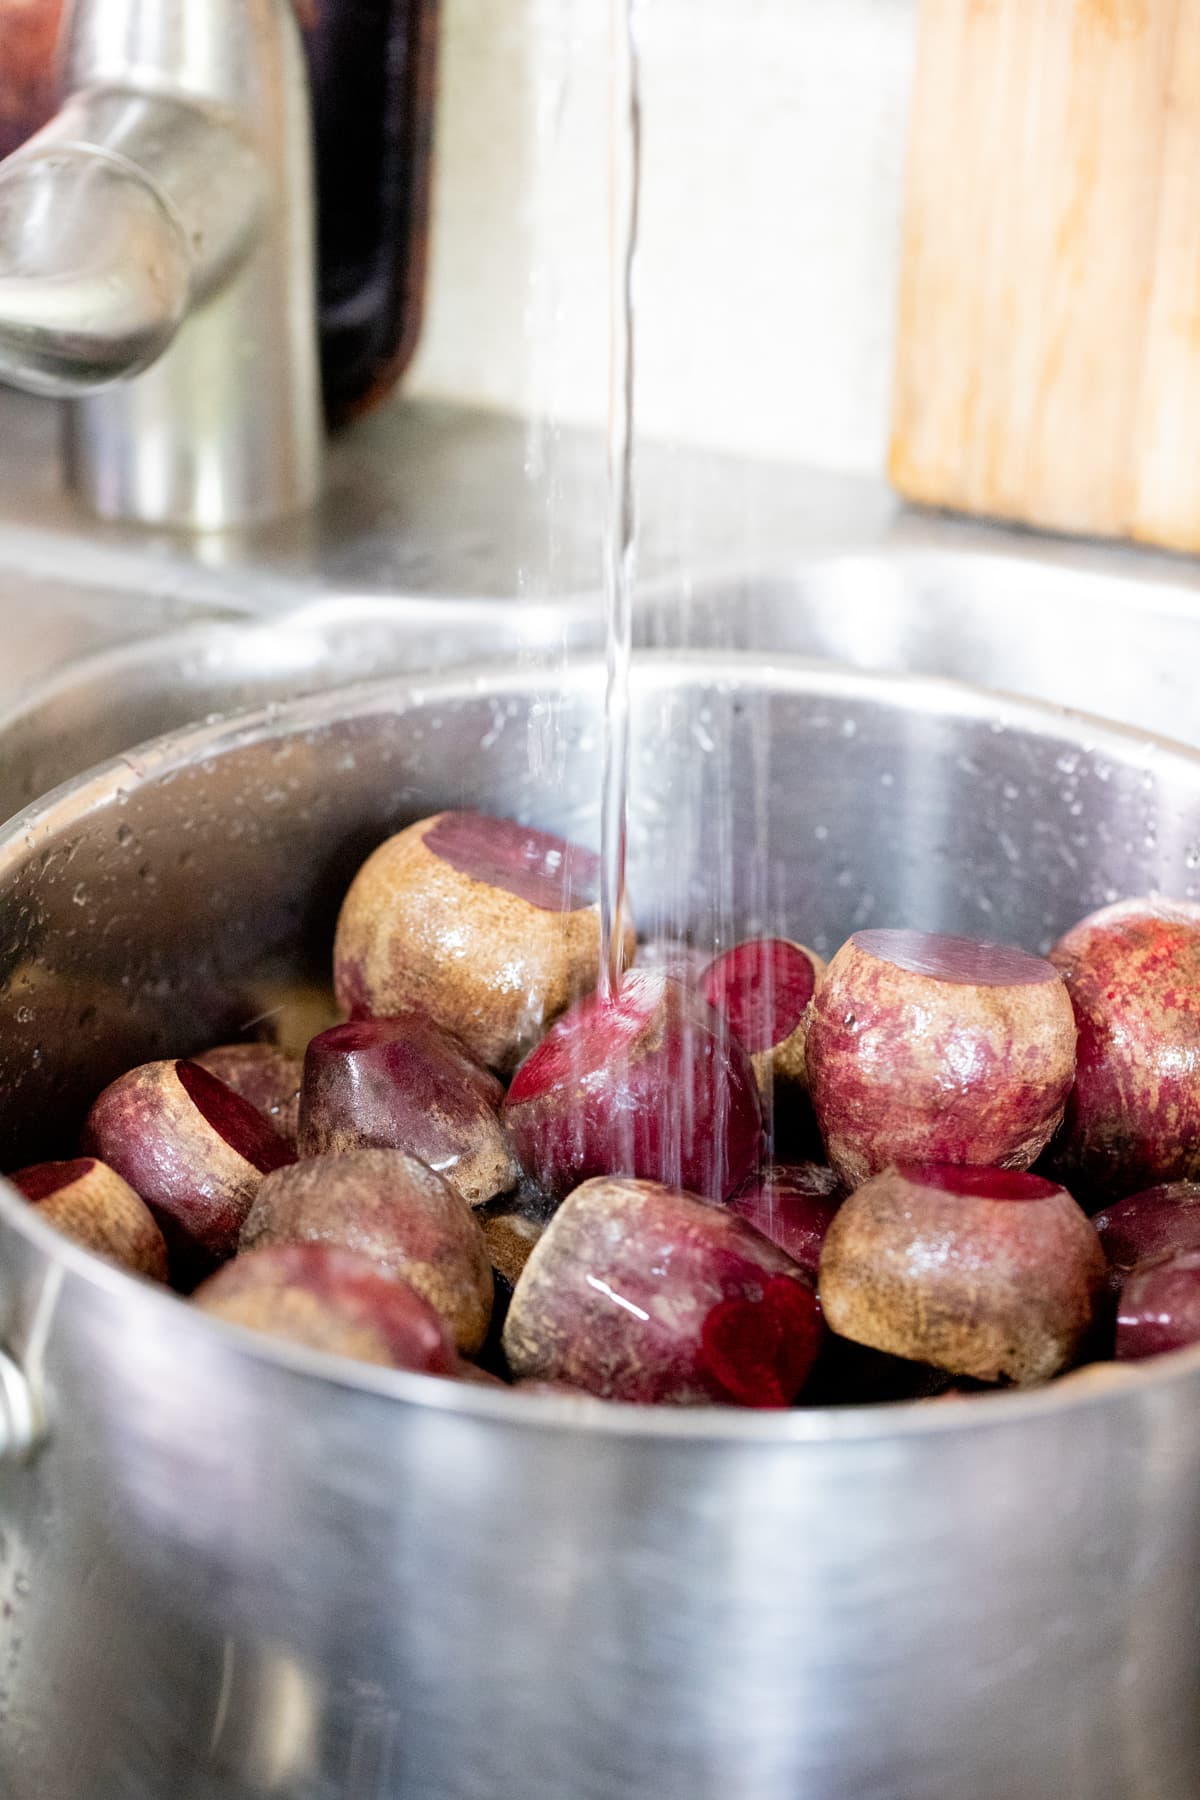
left=11, top=809, right=1200, bottom=1410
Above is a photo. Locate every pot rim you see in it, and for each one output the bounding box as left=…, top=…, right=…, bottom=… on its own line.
left=1, top=648, right=1196, bottom=1445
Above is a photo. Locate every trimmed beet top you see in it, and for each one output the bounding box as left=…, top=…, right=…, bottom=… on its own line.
left=898, top=1163, right=1065, bottom=1202
left=423, top=810, right=600, bottom=911
left=852, top=929, right=1060, bottom=987
left=10, top=1155, right=168, bottom=1280
left=701, top=938, right=820, bottom=1052
left=10, top=1156, right=98, bottom=1202
left=175, top=1061, right=295, bottom=1177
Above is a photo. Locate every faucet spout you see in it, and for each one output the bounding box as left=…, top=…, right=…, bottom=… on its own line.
left=0, top=143, right=191, bottom=398
left=0, top=0, right=321, bottom=530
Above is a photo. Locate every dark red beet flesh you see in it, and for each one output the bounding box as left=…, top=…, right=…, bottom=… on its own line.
left=176, top=1061, right=294, bottom=1176
left=1116, top=1249, right=1200, bottom=1361
left=701, top=1275, right=825, bottom=1406
left=503, top=971, right=763, bottom=1201
left=729, top=1163, right=842, bottom=1277
left=194, top=1043, right=302, bottom=1146
left=423, top=811, right=599, bottom=911
left=897, top=1163, right=1064, bottom=1202
left=1094, top=1183, right=1200, bottom=1278
left=701, top=938, right=818, bottom=1052
left=10, top=1156, right=96, bottom=1202
left=852, top=929, right=1059, bottom=987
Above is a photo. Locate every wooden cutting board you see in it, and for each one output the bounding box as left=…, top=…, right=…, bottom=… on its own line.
left=889, top=0, right=1200, bottom=553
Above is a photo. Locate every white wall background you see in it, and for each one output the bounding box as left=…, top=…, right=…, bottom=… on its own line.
left=408, top=0, right=918, bottom=476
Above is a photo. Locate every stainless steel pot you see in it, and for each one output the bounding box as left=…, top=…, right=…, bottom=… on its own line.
left=1, top=654, right=1198, bottom=1800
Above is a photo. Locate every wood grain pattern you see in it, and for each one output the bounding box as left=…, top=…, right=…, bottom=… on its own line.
left=889, top=0, right=1200, bottom=552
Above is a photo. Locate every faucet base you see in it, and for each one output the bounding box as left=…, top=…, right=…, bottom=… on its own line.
left=65, top=278, right=323, bottom=534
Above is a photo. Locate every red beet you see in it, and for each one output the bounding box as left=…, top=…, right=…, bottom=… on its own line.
left=333, top=810, right=635, bottom=1073
left=728, top=1162, right=843, bottom=1278
left=1116, top=1249, right=1200, bottom=1362
left=806, top=928, right=1076, bottom=1189
left=1050, top=898, right=1200, bottom=1200
left=701, top=935, right=824, bottom=1090
left=194, top=1042, right=303, bottom=1148
left=478, top=1193, right=551, bottom=1293
left=503, top=970, right=763, bottom=1202
left=297, top=1013, right=515, bottom=1207
left=1093, top=1183, right=1200, bottom=1282
left=193, top=1242, right=458, bottom=1373
left=502, top=1175, right=823, bottom=1406
left=240, top=1148, right=494, bottom=1353
left=818, top=1162, right=1106, bottom=1384
left=82, top=1059, right=293, bottom=1275
left=9, top=1156, right=168, bottom=1280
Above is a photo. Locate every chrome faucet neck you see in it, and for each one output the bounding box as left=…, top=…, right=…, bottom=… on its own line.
left=0, top=0, right=322, bottom=531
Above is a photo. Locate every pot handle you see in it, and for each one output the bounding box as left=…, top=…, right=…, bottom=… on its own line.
left=0, top=1345, right=40, bottom=1462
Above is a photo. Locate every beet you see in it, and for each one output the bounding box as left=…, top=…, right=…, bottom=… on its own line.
left=818, top=1162, right=1106, bottom=1385
left=805, top=928, right=1076, bottom=1189
left=9, top=1155, right=168, bottom=1280
left=478, top=1191, right=552, bottom=1293
left=333, top=810, right=635, bottom=1073
left=194, top=1043, right=303, bottom=1148
left=1050, top=898, right=1200, bottom=1200
left=240, top=1148, right=493, bottom=1354
left=82, top=1059, right=293, bottom=1277
left=1093, top=1182, right=1200, bottom=1283
left=298, top=1012, right=515, bottom=1207
left=502, top=1175, right=822, bottom=1406
left=728, top=1162, right=843, bottom=1278
left=1116, top=1249, right=1200, bottom=1361
left=503, top=969, right=763, bottom=1202
left=193, top=1242, right=458, bottom=1373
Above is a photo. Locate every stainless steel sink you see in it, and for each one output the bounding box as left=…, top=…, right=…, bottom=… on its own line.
left=0, top=387, right=1198, bottom=820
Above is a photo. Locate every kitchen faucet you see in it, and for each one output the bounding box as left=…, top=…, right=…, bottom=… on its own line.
left=0, top=0, right=322, bottom=531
